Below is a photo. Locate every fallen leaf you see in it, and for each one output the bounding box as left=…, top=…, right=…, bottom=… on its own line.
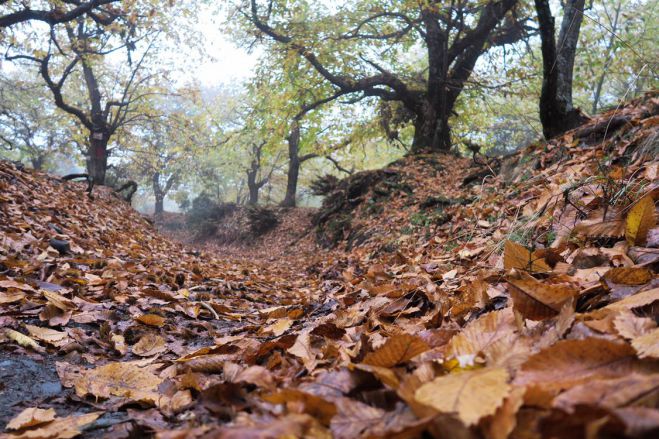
left=362, top=333, right=429, bottom=368
left=4, top=328, right=44, bottom=352
left=74, top=362, right=163, bottom=404
left=514, top=339, right=656, bottom=392
left=631, top=328, right=659, bottom=359
left=506, top=270, right=578, bottom=320
left=626, top=194, right=656, bottom=245
left=6, top=407, right=56, bottom=430
left=503, top=241, right=550, bottom=273
left=24, top=325, right=69, bottom=348
left=135, top=314, right=166, bottom=327
left=132, top=333, right=167, bottom=357
left=415, top=367, right=511, bottom=426
left=3, top=412, right=102, bottom=439
left=552, top=374, right=659, bottom=413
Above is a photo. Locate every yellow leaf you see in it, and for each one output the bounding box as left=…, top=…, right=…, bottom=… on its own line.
left=6, top=407, right=56, bottom=430
left=132, top=333, right=167, bottom=357
left=503, top=241, right=550, bottom=273
left=415, top=367, right=511, bottom=426
left=25, top=324, right=69, bottom=347
left=263, top=318, right=293, bottom=336
left=74, top=362, right=163, bottom=404
left=631, top=328, right=659, bottom=359
left=626, top=194, right=656, bottom=245
left=4, top=328, right=43, bottom=352
left=4, top=412, right=101, bottom=439
left=362, top=333, right=429, bottom=368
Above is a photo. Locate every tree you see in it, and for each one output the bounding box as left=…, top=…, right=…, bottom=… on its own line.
left=0, top=73, right=73, bottom=170
left=241, top=0, right=528, bottom=153
left=534, top=0, right=588, bottom=139
left=6, top=15, right=163, bottom=184
left=0, top=0, right=119, bottom=28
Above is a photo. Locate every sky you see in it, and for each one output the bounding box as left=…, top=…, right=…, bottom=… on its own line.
left=193, top=10, right=258, bottom=86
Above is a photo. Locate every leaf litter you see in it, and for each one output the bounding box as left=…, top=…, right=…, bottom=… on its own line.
left=0, top=94, right=658, bottom=437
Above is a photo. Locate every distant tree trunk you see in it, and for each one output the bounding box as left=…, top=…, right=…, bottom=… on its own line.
left=591, top=2, right=621, bottom=114
left=282, top=122, right=319, bottom=207
left=152, top=171, right=177, bottom=216
left=153, top=172, right=164, bottom=216
left=246, top=161, right=261, bottom=205
left=246, top=142, right=270, bottom=205
left=535, top=0, right=588, bottom=139
left=30, top=155, right=45, bottom=170
left=87, top=132, right=109, bottom=185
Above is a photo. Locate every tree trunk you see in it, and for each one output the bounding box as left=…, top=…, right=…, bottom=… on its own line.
left=247, top=165, right=259, bottom=205
left=281, top=122, right=301, bottom=207
left=411, top=104, right=451, bottom=153
left=31, top=155, right=45, bottom=170
left=248, top=180, right=259, bottom=205
left=535, top=0, right=588, bottom=139
left=152, top=172, right=164, bottom=216
left=591, top=2, right=621, bottom=114
left=87, top=132, right=108, bottom=185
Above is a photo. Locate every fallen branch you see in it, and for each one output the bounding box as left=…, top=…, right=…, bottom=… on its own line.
left=62, top=173, right=94, bottom=197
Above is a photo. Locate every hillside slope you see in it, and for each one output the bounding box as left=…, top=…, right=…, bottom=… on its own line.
left=0, top=94, right=658, bottom=439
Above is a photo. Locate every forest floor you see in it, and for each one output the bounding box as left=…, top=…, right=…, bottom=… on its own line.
left=0, top=93, right=658, bottom=439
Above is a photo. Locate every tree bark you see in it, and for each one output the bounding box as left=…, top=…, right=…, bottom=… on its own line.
left=87, top=132, right=108, bottom=185
left=535, top=0, right=588, bottom=139
left=281, top=122, right=301, bottom=207
left=591, top=2, right=621, bottom=114
left=411, top=105, right=451, bottom=153
left=153, top=172, right=164, bottom=216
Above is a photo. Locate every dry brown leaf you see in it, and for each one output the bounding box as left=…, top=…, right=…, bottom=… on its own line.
left=74, top=362, right=163, bottom=404
left=362, top=333, right=429, bottom=368
left=448, top=307, right=517, bottom=366
left=132, top=333, right=167, bottom=357
left=263, top=389, right=337, bottom=426
left=183, top=354, right=235, bottom=373
left=111, top=334, right=128, bottom=355
left=503, top=241, right=550, bottom=273
left=0, top=290, right=25, bottom=304
left=6, top=408, right=56, bottom=430
left=604, top=267, right=654, bottom=285
left=552, top=374, right=659, bottom=413
left=415, top=367, right=510, bottom=426
left=572, top=219, right=625, bottom=239
left=506, top=271, right=579, bottom=320
left=613, top=310, right=656, bottom=340
left=24, top=325, right=69, bottom=348
left=3, top=412, right=102, bottom=439
left=351, top=363, right=400, bottom=389
left=42, top=290, right=76, bottom=311
left=234, top=365, right=275, bottom=390
left=330, top=397, right=418, bottom=439
left=631, top=328, right=659, bottom=359
left=264, top=318, right=293, bottom=337
left=287, top=330, right=317, bottom=372
left=485, top=386, right=525, bottom=439
left=135, top=314, right=166, bottom=327
left=514, top=339, right=656, bottom=393
left=626, top=194, right=656, bottom=245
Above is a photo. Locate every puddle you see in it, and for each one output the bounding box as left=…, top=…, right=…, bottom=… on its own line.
left=0, top=352, right=63, bottom=425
